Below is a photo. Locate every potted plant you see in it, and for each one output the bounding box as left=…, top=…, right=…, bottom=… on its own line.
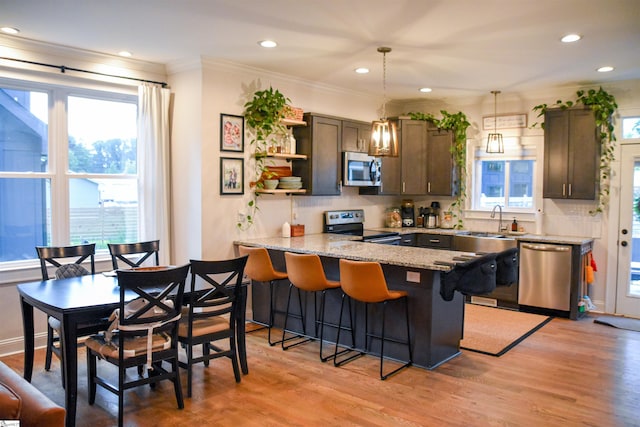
left=532, top=87, right=618, bottom=214
left=409, top=110, right=471, bottom=229
left=238, top=87, right=291, bottom=229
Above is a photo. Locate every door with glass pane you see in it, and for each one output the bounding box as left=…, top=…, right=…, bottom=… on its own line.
left=617, top=144, right=640, bottom=317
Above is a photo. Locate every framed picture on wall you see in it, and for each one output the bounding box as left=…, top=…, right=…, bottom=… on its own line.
left=220, top=157, right=244, bottom=195
left=220, top=113, right=244, bottom=152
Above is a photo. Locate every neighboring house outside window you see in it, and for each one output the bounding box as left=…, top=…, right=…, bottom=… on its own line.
left=472, top=142, right=536, bottom=211
left=0, top=80, right=138, bottom=263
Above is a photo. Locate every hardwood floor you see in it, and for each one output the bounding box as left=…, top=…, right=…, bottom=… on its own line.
left=2, top=314, right=639, bottom=427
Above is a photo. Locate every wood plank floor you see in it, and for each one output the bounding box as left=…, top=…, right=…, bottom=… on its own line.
left=2, top=314, right=639, bottom=427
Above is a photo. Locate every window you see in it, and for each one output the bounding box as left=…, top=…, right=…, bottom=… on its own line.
left=622, top=117, right=640, bottom=139
left=473, top=144, right=536, bottom=210
left=0, top=80, right=139, bottom=262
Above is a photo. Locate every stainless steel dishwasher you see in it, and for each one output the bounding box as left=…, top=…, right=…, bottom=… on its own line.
left=518, top=242, right=572, bottom=311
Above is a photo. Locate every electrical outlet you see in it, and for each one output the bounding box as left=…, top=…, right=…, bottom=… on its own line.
left=292, top=212, right=297, bottom=220
left=406, top=271, right=420, bottom=283
left=237, top=211, right=246, bottom=223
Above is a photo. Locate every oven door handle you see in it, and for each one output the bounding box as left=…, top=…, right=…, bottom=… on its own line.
left=365, top=235, right=402, bottom=244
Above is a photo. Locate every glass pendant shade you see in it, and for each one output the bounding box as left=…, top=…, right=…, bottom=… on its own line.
left=486, top=132, right=504, bottom=153
left=486, top=90, right=504, bottom=153
left=369, top=119, right=398, bottom=156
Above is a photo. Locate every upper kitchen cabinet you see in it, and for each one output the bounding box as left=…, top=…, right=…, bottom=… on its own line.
left=341, top=120, right=371, bottom=153
left=293, top=113, right=342, bottom=196
left=543, top=108, right=600, bottom=200
left=399, top=119, right=428, bottom=195
left=426, top=126, right=456, bottom=196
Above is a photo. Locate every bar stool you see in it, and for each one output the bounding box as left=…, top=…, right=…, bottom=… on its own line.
left=335, top=259, right=412, bottom=380
left=283, top=252, right=342, bottom=361
left=237, top=245, right=288, bottom=346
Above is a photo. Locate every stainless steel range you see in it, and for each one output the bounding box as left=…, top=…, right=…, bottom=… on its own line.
left=323, top=209, right=401, bottom=245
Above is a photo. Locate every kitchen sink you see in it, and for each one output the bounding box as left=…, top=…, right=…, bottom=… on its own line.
left=453, top=232, right=517, bottom=253
left=459, top=231, right=506, bottom=238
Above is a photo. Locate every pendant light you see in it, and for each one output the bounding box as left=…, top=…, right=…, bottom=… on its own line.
left=369, top=47, right=398, bottom=157
left=486, top=90, right=504, bottom=153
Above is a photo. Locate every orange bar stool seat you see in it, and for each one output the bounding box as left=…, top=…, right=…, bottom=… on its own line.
left=238, top=245, right=289, bottom=346
left=335, top=259, right=412, bottom=380
left=283, top=252, right=343, bottom=361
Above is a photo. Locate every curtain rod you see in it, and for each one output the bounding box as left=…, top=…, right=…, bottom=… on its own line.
left=0, top=56, right=168, bottom=87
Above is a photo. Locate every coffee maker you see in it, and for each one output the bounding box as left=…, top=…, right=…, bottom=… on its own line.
left=401, top=199, right=415, bottom=227
left=428, top=201, right=440, bottom=228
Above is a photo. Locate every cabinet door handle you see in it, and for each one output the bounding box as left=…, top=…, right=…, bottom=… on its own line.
left=562, top=183, right=566, bottom=197
left=568, top=183, right=572, bottom=196
left=402, top=182, right=406, bottom=193
left=429, top=239, right=440, bottom=243
left=339, top=180, right=342, bottom=193
left=428, top=182, right=431, bottom=193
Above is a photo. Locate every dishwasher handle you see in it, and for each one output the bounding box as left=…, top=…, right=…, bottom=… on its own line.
left=521, top=243, right=571, bottom=252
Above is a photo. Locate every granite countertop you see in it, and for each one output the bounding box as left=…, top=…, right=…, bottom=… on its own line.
left=234, top=234, right=475, bottom=271
left=371, top=227, right=594, bottom=246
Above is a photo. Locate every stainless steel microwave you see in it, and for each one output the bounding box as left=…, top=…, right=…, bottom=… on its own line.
left=343, top=152, right=381, bottom=187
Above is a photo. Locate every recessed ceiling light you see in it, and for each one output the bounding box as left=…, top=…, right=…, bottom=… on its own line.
left=597, top=66, right=614, bottom=73
left=1, top=27, right=19, bottom=35
left=419, top=87, right=432, bottom=93
left=561, top=34, right=581, bottom=43
left=258, top=40, right=277, bottom=48
left=118, top=51, right=132, bottom=57
left=354, top=67, right=369, bottom=74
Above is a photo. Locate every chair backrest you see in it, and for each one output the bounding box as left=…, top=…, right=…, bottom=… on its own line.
left=186, top=256, right=249, bottom=327
left=108, top=240, right=160, bottom=270
left=339, top=259, right=393, bottom=303
left=496, top=247, right=518, bottom=287
left=285, top=252, right=331, bottom=292
left=439, top=252, right=497, bottom=301
left=36, top=243, right=96, bottom=280
left=115, top=264, right=190, bottom=334
left=238, top=245, right=283, bottom=282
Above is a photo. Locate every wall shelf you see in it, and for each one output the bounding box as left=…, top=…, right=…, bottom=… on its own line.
left=255, top=189, right=306, bottom=195
left=255, top=152, right=308, bottom=160
left=281, top=118, right=307, bottom=127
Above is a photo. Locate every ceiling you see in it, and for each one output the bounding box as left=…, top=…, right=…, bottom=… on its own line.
left=2, top=0, right=640, bottom=101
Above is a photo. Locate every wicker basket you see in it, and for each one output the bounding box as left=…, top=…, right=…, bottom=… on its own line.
left=282, top=105, right=304, bottom=121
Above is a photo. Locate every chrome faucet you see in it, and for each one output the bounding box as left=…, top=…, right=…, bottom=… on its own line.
left=491, top=204, right=506, bottom=233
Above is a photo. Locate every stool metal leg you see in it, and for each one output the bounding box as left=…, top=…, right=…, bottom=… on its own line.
left=333, top=294, right=365, bottom=366
left=282, top=284, right=313, bottom=350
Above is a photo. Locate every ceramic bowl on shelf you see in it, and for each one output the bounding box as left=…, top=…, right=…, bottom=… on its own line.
left=279, top=176, right=301, bottom=182
left=278, top=181, right=303, bottom=189
left=263, top=179, right=279, bottom=190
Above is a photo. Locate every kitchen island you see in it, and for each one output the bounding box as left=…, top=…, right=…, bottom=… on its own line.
left=234, top=234, right=476, bottom=370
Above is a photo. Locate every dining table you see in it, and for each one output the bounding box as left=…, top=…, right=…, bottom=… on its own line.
left=17, top=271, right=249, bottom=427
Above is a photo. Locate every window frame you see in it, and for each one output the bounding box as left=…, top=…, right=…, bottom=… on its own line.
left=0, top=76, right=139, bottom=267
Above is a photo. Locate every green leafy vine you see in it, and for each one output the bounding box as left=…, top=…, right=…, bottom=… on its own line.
left=532, top=87, right=618, bottom=215
left=409, top=110, right=471, bottom=229
left=239, top=87, right=291, bottom=230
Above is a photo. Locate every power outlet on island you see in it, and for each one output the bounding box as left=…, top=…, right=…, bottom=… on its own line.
left=406, top=271, right=420, bottom=283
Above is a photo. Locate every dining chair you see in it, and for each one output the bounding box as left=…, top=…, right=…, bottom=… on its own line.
left=334, top=259, right=412, bottom=380
left=35, top=243, right=97, bottom=386
left=282, top=252, right=342, bottom=361
left=178, top=255, right=248, bottom=397
left=237, top=246, right=289, bottom=346
left=108, top=240, right=160, bottom=270
left=85, top=264, right=190, bottom=427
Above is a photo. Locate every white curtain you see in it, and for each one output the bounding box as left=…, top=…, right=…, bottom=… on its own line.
left=138, top=83, right=171, bottom=265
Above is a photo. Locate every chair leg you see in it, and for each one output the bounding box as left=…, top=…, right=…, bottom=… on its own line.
left=186, top=344, right=193, bottom=398
left=333, top=294, right=365, bottom=366
left=379, top=297, right=412, bottom=380
left=282, top=285, right=312, bottom=350
left=229, top=333, right=241, bottom=383
left=172, top=355, right=184, bottom=410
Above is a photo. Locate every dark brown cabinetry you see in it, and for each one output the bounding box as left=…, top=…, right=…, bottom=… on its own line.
left=293, top=113, right=342, bottom=196
left=341, top=120, right=371, bottom=152
left=543, top=108, right=600, bottom=199
left=416, top=233, right=452, bottom=249
left=426, top=127, right=456, bottom=196
left=400, top=119, right=428, bottom=194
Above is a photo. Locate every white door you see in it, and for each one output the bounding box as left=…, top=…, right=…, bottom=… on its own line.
left=616, top=144, right=640, bottom=317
